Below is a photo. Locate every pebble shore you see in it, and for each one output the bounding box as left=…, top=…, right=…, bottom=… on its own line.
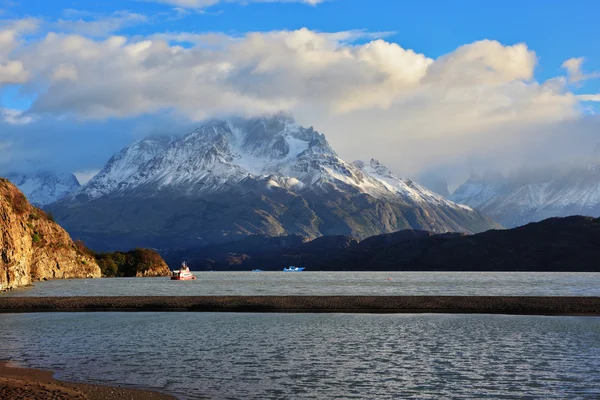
left=0, top=362, right=175, bottom=400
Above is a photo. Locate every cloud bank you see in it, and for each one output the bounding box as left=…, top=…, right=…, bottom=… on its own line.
left=0, top=19, right=599, bottom=188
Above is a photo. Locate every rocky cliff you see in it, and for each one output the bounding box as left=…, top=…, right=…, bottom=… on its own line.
left=0, top=178, right=101, bottom=290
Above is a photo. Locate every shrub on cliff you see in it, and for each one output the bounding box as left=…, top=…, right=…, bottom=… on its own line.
left=10, top=190, right=28, bottom=215
left=73, top=240, right=94, bottom=258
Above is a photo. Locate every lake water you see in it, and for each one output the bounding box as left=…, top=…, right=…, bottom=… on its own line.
left=2, top=272, right=600, bottom=297
left=0, top=313, right=598, bottom=399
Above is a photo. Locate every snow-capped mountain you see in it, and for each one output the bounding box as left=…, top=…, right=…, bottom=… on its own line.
left=73, top=117, right=476, bottom=208
left=70, top=135, right=172, bottom=200
left=450, top=165, right=600, bottom=228
left=51, top=115, right=498, bottom=251
left=4, top=172, right=80, bottom=206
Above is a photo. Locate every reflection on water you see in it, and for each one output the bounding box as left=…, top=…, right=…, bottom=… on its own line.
left=2, top=271, right=600, bottom=297
left=0, top=313, right=599, bottom=399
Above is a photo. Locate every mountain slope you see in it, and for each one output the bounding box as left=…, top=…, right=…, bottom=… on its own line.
left=4, top=172, right=80, bottom=206
left=0, top=178, right=100, bottom=290
left=49, top=115, right=499, bottom=251
left=450, top=166, right=600, bottom=227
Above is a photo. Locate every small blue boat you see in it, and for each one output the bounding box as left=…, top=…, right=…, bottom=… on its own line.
left=252, top=269, right=264, bottom=272
left=283, top=266, right=305, bottom=272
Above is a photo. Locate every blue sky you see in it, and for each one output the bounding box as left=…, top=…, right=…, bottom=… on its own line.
left=0, top=0, right=599, bottom=185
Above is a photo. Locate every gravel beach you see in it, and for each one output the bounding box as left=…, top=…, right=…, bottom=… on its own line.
left=0, top=296, right=598, bottom=315
left=0, top=362, right=175, bottom=400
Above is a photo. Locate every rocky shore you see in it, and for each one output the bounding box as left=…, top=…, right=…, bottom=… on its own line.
left=0, top=296, right=598, bottom=315
left=0, top=361, right=175, bottom=400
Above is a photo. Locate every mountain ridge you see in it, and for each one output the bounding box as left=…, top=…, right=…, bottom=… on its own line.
left=173, top=216, right=600, bottom=272
left=3, top=172, right=80, bottom=206
left=48, top=115, right=499, bottom=251
left=450, top=164, right=600, bottom=227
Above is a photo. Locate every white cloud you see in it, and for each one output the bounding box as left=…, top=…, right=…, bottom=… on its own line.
left=1, top=108, right=35, bottom=124
left=55, top=11, right=148, bottom=37
left=579, top=94, right=600, bottom=102
left=0, top=17, right=40, bottom=34
left=1, top=23, right=600, bottom=181
left=17, top=28, right=578, bottom=125
left=51, top=63, right=78, bottom=81
left=562, top=57, right=600, bottom=84
left=0, top=18, right=40, bottom=84
left=147, top=0, right=324, bottom=9
left=0, top=60, right=27, bottom=83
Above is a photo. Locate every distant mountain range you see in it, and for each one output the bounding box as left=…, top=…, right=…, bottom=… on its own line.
left=172, top=216, right=600, bottom=272
left=449, top=163, right=600, bottom=228
left=2, top=172, right=80, bottom=206
left=45, top=114, right=497, bottom=251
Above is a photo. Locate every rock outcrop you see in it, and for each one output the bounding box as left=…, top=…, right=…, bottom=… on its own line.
left=0, top=178, right=101, bottom=290
left=95, top=248, right=171, bottom=277
left=132, top=249, right=171, bottom=277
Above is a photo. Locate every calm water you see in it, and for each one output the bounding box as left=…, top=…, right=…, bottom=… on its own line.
left=2, top=272, right=600, bottom=297
left=0, top=313, right=599, bottom=399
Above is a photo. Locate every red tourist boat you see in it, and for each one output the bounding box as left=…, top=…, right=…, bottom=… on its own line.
left=170, top=261, right=196, bottom=280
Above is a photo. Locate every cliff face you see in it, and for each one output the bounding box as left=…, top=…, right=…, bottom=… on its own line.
left=136, top=263, right=170, bottom=277
left=0, top=178, right=101, bottom=290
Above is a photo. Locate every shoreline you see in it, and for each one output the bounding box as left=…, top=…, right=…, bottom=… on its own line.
left=0, top=296, right=599, bottom=315
left=0, top=361, right=175, bottom=400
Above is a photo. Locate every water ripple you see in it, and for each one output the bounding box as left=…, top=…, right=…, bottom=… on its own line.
left=0, top=313, right=598, bottom=399
left=2, top=272, right=600, bottom=297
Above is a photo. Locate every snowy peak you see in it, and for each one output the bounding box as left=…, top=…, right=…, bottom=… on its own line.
left=4, top=172, right=80, bottom=206
left=368, top=159, right=393, bottom=177
left=229, top=115, right=332, bottom=161
left=72, top=115, right=473, bottom=216
left=71, top=136, right=172, bottom=200
left=450, top=161, right=600, bottom=227
left=82, top=115, right=342, bottom=195
left=352, top=158, right=472, bottom=211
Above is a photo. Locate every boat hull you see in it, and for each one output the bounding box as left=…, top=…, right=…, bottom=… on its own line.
left=170, top=276, right=196, bottom=280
